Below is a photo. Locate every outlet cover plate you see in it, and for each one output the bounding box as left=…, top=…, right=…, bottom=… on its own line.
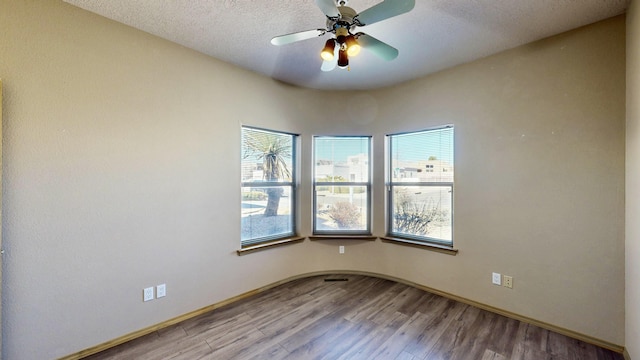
left=503, top=276, right=513, bottom=289
left=157, top=284, right=166, bottom=298
left=339, top=246, right=345, bottom=254
left=143, top=287, right=154, bottom=302
left=492, top=272, right=502, bottom=285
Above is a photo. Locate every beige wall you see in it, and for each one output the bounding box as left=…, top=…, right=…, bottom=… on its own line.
left=0, top=0, right=626, bottom=358
left=627, top=1, right=640, bottom=359
left=370, top=15, right=626, bottom=345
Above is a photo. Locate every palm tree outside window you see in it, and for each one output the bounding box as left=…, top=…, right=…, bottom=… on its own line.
left=241, top=126, right=297, bottom=246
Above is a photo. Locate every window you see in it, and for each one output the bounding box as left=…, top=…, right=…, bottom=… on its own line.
left=313, top=136, right=371, bottom=234
left=387, top=126, right=454, bottom=245
left=241, top=127, right=297, bottom=246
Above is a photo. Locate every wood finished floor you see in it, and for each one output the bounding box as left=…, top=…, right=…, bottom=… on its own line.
left=84, top=274, right=623, bottom=360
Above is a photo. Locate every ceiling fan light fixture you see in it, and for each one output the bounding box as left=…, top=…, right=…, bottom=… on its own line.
left=335, top=26, right=349, bottom=45
left=271, top=0, right=416, bottom=72
left=338, top=49, right=349, bottom=68
left=321, top=39, right=336, bottom=61
left=345, top=35, right=361, bottom=57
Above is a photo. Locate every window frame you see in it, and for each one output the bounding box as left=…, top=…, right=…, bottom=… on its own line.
left=240, top=126, right=298, bottom=247
left=312, top=135, right=373, bottom=236
left=386, top=126, right=454, bottom=247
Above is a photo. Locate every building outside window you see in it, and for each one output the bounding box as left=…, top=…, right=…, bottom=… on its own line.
left=387, top=126, right=454, bottom=245
left=241, top=126, right=297, bottom=246
left=313, top=136, right=372, bottom=235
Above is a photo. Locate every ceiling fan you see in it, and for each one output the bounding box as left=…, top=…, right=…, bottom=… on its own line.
left=271, top=0, right=415, bottom=71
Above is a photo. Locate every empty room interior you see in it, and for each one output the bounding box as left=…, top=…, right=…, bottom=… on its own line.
left=1, top=0, right=639, bottom=359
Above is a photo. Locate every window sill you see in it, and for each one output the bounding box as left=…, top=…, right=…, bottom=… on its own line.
left=237, top=236, right=305, bottom=255
left=309, top=235, right=377, bottom=241
left=380, top=236, right=458, bottom=255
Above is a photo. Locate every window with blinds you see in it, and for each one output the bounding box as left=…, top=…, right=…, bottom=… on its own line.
left=313, top=136, right=372, bottom=235
left=241, top=126, right=297, bottom=246
left=387, top=126, right=454, bottom=245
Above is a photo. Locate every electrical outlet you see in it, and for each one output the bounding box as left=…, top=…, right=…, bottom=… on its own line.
left=339, top=246, right=345, bottom=254
left=503, top=276, right=513, bottom=289
left=143, top=287, right=154, bottom=302
left=492, top=272, right=502, bottom=285
left=157, top=284, right=166, bottom=298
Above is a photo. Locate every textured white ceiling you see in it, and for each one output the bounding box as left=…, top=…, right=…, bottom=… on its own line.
left=63, top=0, right=629, bottom=90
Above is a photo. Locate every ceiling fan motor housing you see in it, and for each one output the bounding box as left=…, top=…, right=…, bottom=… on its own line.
left=327, top=6, right=358, bottom=34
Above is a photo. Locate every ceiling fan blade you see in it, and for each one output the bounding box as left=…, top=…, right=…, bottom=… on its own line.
left=321, top=45, right=338, bottom=72
left=315, top=0, right=340, bottom=18
left=271, top=29, right=325, bottom=46
left=357, top=34, right=399, bottom=61
left=355, top=0, right=415, bottom=26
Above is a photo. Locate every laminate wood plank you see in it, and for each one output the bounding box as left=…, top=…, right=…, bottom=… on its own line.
left=245, top=303, right=305, bottom=331
left=396, top=351, right=417, bottom=360
left=517, top=322, right=550, bottom=352
left=211, top=282, right=307, bottom=320
left=248, top=309, right=331, bottom=357
left=565, top=337, right=603, bottom=360
left=279, top=315, right=356, bottom=359
left=481, top=349, right=508, bottom=360
left=485, top=313, right=521, bottom=358
left=421, top=305, right=483, bottom=359
left=85, top=329, right=208, bottom=360
left=511, top=343, right=557, bottom=360
left=456, top=310, right=504, bottom=360
left=246, top=343, right=290, bottom=360
left=343, top=282, right=407, bottom=324
left=427, top=307, right=496, bottom=359
left=367, top=286, right=433, bottom=325
left=146, top=339, right=212, bottom=360
left=395, top=287, right=435, bottom=316
left=203, top=313, right=296, bottom=360
left=156, top=323, right=188, bottom=340
left=181, top=311, right=252, bottom=338
left=202, top=327, right=265, bottom=359
left=305, top=277, right=350, bottom=296
left=329, top=275, right=391, bottom=293
left=596, top=346, right=626, bottom=360
left=243, top=289, right=313, bottom=318
left=83, top=331, right=162, bottom=359
left=131, top=324, right=214, bottom=360
left=368, top=312, right=437, bottom=360
left=112, top=323, right=229, bottom=360
left=81, top=274, right=624, bottom=360
left=546, top=330, right=571, bottom=358
left=411, top=291, right=457, bottom=318
left=335, top=312, right=411, bottom=360
left=332, top=276, right=397, bottom=300
left=214, top=287, right=346, bottom=359
left=256, top=302, right=330, bottom=338
left=328, top=277, right=399, bottom=313
left=315, top=319, right=378, bottom=360
left=400, top=300, right=467, bottom=358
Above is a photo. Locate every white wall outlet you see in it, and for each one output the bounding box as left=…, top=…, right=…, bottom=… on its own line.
left=339, top=246, right=345, bottom=254
left=503, top=275, right=513, bottom=289
left=492, top=272, right=502, bottom=285
left=157, top=284, right=166, bottom=298
left=143, top=287, right=154, bottom=302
